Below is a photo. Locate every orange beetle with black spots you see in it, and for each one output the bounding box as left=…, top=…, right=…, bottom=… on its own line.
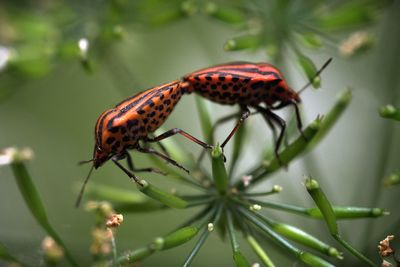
left=181, top=59, right=332, bottom=161
left=76, top=80, right=211, bottom=207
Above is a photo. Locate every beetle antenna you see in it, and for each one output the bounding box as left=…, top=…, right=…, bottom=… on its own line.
left=297, top=58, right=333, bottom=95
left=75, top=165, right=95, bottom=208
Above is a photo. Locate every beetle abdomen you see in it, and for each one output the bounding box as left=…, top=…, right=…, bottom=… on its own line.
left=182, top=62, right=293, bottom=106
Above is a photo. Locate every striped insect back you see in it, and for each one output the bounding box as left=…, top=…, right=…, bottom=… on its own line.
left=182, top=62, right=300, bottom=106
left=181, top=59, right=332, bottom=166
left=93, top=80, right=184, bottom=168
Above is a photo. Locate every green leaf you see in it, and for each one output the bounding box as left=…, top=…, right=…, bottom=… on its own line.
left=224, top=34, right=261, bottom=51
left=379, top=105, right=400, bottom=121
left=300, top=33, right=323, bottom=48
left=233, top=251, right=251, bottom=267
left=211, top=145, right=229, bottom=194
left=317, top=2, right=376, bottom=31
left=305, top=178, right=338, bottom=235
left=138, top=180, right=188, bottom=208
left=305, top=177, right=376, bottom=266
left=152, top=226, right=199, bottom=250
left=204, top=2, right=246, bottom=25
left=296, top=53, right=320, bottom=88
left=299, top=252, right=335, bottom=267
left=117, top=246, right=154, bottom=265
left=384, top=171, right=400, bottom=187
left=84, top=183, right=166, bottom=212
left=10, top=160, right=79, bottom=267
left=273, top=223, right=342, bottom=259
left=239, top=207, right=334, bottom=267
left=251, top=199, right=387, bottom=220
left=307, top=206, right=388, bottom=219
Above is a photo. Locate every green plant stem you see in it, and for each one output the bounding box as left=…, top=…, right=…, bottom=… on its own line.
left=110, top=230, right=117, bottom=267
left=246, top=235, right=276, bottom=267
left=333, top=234, right=376, bottom=267
left=182, top=202, right=223, bottom=267
left=10, top=161, right=79, bottom=267
left=0, top=242, right=31, bottom=267
left=238, top=207, right=334, bottom=267
left=211, top=145, right=229, bottom=194
left=247, top=198, right=386, bottom=219
left=305, top=178, right=376, bottom=266
left=236, top=118, right=321, bottom=190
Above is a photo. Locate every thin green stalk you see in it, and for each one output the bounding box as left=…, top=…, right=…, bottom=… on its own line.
left=185, top=197, right=216, bottom=207
left=182, top=228, right=210, bottom=267
left=0, top=242, right=31, bottom=267
left=138, top=180, right=188, bottom=208
left=10, top=160, right=79, bottom=267
left=246, top=235, right=276, bottom=267
left=211, top=145, right=229, bottom=194
left=305, top=178, right=376, bottom=267
left=238, top=207, right=334, bottom=267
left=110, top=231, right=117, bottom=267
left=248, top=199, right=387, bottom=219
left=182, top=202, right=223, bottom=267
left=239, top=186, right=282, bottom=197
left=226, top=207, right=251, bottom=267
left=226, top=209, right=240, bottom=253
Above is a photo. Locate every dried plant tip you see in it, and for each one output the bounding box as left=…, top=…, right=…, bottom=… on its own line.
left=42, top=236, right=64, bottom=262
left=378, top=235, right=395, bottom=257
left=339, top=31, right=374, bottom=57
left=241, top=175, right=253, bottom=187
left=207, top=223, right=214, bottom=232
left=106, top=214, right=124, bottom=228
left=85, top=201, right=114, bottom=218
left=90, top=228, right=112, bottom=256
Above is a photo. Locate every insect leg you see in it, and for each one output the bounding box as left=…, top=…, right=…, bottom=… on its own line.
left=147, top=133, right=171, bottom=157
left=254, top=106, right=286, bottom=166
left=125, top=152, right=167, bottom=175
left=197, top=109, right=259, bottom=163
left=136, top=146, right=190, bottom=174
left=221, top=106, right=250, bottom=149
left=112, top=157, right=142, bottom=184
left=263, top=113, right=278, bottom=146
left=291, top=101, right=306, bottom=140
left=145, top=128, right=213, bottom=150
left=271, top=100, right=305, bottom=140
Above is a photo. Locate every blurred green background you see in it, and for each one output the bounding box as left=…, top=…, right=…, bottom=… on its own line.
left=1, top=0, right=399, bottom=266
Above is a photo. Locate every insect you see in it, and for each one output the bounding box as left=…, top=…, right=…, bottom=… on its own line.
left=76, top=80, right=212, bottom=207
left=181, top=58, right=332, bottom=162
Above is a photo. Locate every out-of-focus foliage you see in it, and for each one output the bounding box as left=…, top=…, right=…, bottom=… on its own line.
left=1, top=0, right=399, bottom=266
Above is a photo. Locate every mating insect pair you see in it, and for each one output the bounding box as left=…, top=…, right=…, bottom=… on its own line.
left=76, top=58, right=332, bottom=207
